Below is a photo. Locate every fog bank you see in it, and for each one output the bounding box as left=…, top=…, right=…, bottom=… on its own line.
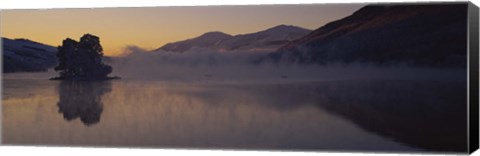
left=108, top=46, right=466, bottom=83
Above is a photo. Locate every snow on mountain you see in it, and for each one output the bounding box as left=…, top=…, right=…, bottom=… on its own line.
left=217, top=25, right=311, bottom=52
left=157, top=31, right=233, bottom=52
left=156, top=25, right=311, bottom=52
left=2, top=37, right=58, bottom=73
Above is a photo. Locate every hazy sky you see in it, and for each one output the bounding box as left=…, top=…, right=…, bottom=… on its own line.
left=1, top=4, right=364, bottom=56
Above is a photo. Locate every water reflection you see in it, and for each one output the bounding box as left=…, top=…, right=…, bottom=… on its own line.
left=2, top=77, right=468, bottom=152
left=57, top=81, right=112, bottom=126
left=311, top=81, right=467, bottom=152
left=178, top=80, right=467, bottom=152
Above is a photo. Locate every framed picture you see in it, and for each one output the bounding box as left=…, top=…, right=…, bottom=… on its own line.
left=1, top=1, right=478, bottom=154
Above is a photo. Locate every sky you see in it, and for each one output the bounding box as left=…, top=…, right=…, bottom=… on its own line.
left=1, top=4, right=364, bottom=56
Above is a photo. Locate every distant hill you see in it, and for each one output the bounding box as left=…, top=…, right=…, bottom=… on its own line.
left=156, top=25, right=311, bottom=52
left=158, top=31, right=233, bottom=52
left=269, top=4, right=468, bottom=67
left=2, top=38, right=58, bottom=73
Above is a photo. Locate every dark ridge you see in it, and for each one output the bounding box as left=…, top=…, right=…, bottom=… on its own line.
left=268, top=3, right=468, bottom=68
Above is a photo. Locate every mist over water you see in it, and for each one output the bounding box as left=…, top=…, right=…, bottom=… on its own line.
left=109, top=46, right=466, bottom=83
left=2, top=46, right=468, bottom=152
left=2, top=72, right=466, bottom=151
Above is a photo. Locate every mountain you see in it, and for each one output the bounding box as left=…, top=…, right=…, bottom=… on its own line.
left=156, top=25, right=311, bottom=52
left=2, top=37, right=58, bottom=73
left=158, top=31, right=233, bottom=52
left=216, top=25, right=312, bottom=52
left=269, top=4, right=468, bottom=67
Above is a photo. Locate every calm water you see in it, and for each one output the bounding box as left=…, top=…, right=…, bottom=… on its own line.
left=2, top=72, right=467, bottom=152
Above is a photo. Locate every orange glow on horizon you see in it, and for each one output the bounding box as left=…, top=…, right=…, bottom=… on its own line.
left=1, top=4, right=363, bottom=56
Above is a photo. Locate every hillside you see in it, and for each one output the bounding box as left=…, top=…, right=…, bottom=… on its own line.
left=156, top=25, right=311, bottom=52
left=2, top=38, right=58, bottom=73
left=269, top=4, right=468, bottom=67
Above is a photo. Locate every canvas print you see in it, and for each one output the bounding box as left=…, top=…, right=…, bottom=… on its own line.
left=1, top=2, right=477, bottom=154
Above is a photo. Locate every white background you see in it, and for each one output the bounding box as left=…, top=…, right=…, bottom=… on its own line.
left=0, top=0, right=479, bottom=156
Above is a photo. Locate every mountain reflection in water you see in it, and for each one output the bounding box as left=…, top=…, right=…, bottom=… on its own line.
left=2, top=76, right=467, bottom=153
left=177, top=80, right=467, bottom=152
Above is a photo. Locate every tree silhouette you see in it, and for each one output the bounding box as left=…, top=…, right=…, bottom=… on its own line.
left=52, top=34, right=115, bottom=80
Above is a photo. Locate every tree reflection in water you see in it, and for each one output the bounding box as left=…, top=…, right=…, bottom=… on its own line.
left=56, top=81, right=112, bottom=126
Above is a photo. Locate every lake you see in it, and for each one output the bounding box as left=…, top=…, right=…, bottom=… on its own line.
left=2, top=72, right=467, bottom=153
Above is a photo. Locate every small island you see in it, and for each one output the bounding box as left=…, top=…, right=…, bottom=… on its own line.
left=50, top=34, right=119, bottom=81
